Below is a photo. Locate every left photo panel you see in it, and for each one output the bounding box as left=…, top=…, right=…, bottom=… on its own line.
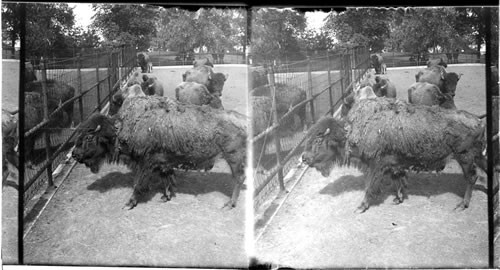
left=4, top=3, right=250, bottom=267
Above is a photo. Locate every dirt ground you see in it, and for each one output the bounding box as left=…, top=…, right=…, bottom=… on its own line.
left=255, top=64, right=490, bottom=268
left=22, top=65, right=249, bottom=267
left=2, top=59, right=19, bottom=265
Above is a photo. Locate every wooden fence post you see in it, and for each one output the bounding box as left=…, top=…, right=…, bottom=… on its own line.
left=306, top=56, right=315, bottom=125
left=76, top=53, right=84, bottom=123
left=40, top=57, right=54, bottom=187
left=268, top=67, right=286, bottom=193
left=95, top=51, right=101, bottom=112
left=107, top=53, right=112, bottom=103
left=327, top=51, right=333, bottom=115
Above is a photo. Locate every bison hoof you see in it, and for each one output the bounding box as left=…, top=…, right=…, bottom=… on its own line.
left=221, top=200, right=236, bottom=210
left=123, top=199, right=137, bottom=210
left=393, top=197, right=404, bottom=205
left=161, top=194, right=171, bottom=202
left=354, top=203, right=369, bottom=214
left=454, top=201, right=469, bottom=211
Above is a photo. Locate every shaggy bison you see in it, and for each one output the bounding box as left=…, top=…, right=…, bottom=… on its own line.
left=193, top=57, right=214, bottom=68
left=302, top=98, right=486, bottom=213
left=109, top=84, right=146, bottom=116
left=175, top=81, right=223, bottom=109
left=427, top=57, right=448, bottom=68
left=416, top=65, right=462, bottom=96
left=370, top=53, right=384, bottom=74
left=24, top=79, right=75, bottom=128
left=137, top=53, right=152, bottom=73
left=72, top=96, right=247, bottom=210
left=372, top=76, right=396, bottom=98
left=250, top=83, right=307, bottom=132
left=141, top=74, right=164, bottom=96
left=2, top=109, right=19, bottom=186
left=408, top=82, right=456, bottom=109
left=183, top=65, right=228, bottom=97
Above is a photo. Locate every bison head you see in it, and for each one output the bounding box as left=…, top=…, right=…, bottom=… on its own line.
left=72, top=113, right=117, bottom=173
left=302, top=117, right=347, bottom=177
left=208, top=73, right=229, bottom=97
left=443, top=72, right=462, bottom=96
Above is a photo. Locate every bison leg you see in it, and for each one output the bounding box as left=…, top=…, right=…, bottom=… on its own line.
left=454, top=152, right=479, bottom=210
left=123, top=172, right=149, bottom=210
left=160, top=170, right=176, bottom=202
left=356, top=156, right=398, bottom=213
left=392, top=171, right=408, bottom=204
left=223, top=160, right=245, bottom=209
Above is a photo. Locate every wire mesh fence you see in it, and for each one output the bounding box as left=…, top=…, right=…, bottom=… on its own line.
left=252, top=46, right=371, bottom=212
left=23, top=46, right=138, bottom=210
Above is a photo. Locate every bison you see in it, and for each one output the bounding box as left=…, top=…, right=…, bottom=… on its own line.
left=302, top=97, right=486, bottom=213
left=137, top=52, right=152, bottom=73
left=250, top=67, right=269, bottom=89
left=415, top=65, right=462, bottom=96
left=175, top=81, right=223, bottom=109
left=24, top=79, right=75, bottom=128
left=193, top=57, right=214, bottom=68
left=370, top=54, right=384, bottom=75
left=109, top=84, right=146, bottom=116
left=372, top=76, right=396, bottom=98
left=407, top=82, right=456, bottom=109
left=183, top=65, right=229, bottom=97
left=250, top=83, right=307, bottom=132
left=25, top=62, right=37, bottom=83
left=72, top=96, right=247, bottom=210
left=141, top=74, right=164, bottom=96
left=2, top=109, right=19, bottom=186
left=427, top=57, right=448, bottom=68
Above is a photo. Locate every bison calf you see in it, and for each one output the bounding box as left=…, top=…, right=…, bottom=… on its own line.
left=408, top=82, right=456, bottom=109
left=72, top=96, right=247, bottom=210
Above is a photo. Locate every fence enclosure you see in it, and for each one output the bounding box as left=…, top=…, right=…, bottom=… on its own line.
left=23, top=46, right=137, bottom=214
left=252, top=46, right=371, bottom=212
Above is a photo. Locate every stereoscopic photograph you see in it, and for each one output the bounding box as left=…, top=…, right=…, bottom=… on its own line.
left=1, top=2, right=499, bottom=269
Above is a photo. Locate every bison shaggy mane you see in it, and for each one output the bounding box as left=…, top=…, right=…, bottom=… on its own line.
left=72, top=96, right=247, bottom=209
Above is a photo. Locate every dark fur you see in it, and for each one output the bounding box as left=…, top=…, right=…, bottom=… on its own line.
left=250, top=83, right=307, bottom=132
left=372, top=76, right=396, bottom=98
left=408, top=82, right=456, bottom=109
left=24, top=91, right=69, bottom=165
left=370, top=54, right=384, bottom=74
left=303, top=98, right=486, bottom=213
left=415, top=65, right=461, bottom=96
left=141, top=75, right=164, bottom=96
left=24, top=79, right=75, bottom=128
left=175, top=82, right=223, bottom=109
left=183, top=65, right=228, bottom=97
left=25, top=62, right=37, bottom=82
left=250, top=67, right=269, bottom=89
left=2, top=109, right=18, bottom=185
left=137, top=53, right=152, bottom=73
left=72, top=96, right=247, bottom=209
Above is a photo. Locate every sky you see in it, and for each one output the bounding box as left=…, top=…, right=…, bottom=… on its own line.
left=69, top=4, right=330, bottom=32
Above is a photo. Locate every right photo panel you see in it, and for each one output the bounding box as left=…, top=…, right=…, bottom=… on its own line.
left=250, top=6, right=498, bottom=268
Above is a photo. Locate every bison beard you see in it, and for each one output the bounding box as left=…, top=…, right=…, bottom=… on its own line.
left=72, top=96, right=247, bottom=210
left=303, top=98, right=486, bottom=213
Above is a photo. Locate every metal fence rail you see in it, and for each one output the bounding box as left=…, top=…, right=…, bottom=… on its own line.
left=252, top=46, right=370, bottom=211
left=23, top=46, right=137, bottom=209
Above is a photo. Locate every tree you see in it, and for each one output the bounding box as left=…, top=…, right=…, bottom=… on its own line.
left=92, top=4, right=159, bottom=50
left=2, top=3, right=22, bottom=51
left=323, top=8, right=390, bottom=52
left=299, top=29, right=335, bottom=56
left=25, top=3, right=76, bottom=58
left=251, top=8, right=307, bottom=64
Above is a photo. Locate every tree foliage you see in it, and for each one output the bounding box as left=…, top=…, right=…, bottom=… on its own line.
left=323, top=8, right=390, bottom=52
left=153, top=7, right=246, bottom=54
left=91, top=4, right=159, bottom=50
left=25, top=3, right=76, bottom=58
left=251, top=8, right=307, bottom=63
left=2, top=3, right=22, bottom=49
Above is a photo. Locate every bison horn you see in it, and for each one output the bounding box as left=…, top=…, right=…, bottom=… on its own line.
left=323, top=128, right=331, bottom=136
left=458, top=73, right=463, bottom=80
left=93, top=125, right=101, bottom=133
